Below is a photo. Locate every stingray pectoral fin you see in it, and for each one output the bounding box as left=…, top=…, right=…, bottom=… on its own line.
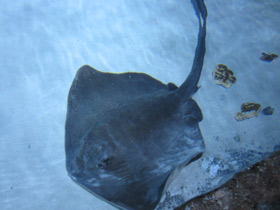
left=66, top=65, right=170, bottom=166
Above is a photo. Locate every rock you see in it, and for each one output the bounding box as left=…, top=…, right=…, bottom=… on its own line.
left=235, top=102, right=261, bottom=121
left=213, top=64, right=237, bottom=88
left=260, top=52, right=278, bottom=62
left=262, top=106, right=274, bottom=115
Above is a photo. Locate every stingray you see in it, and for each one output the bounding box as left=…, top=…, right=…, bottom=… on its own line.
left=65, top=0, right=207, bottom=209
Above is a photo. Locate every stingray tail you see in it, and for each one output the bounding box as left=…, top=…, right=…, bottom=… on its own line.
left=177, top=0, right=207, bottom=97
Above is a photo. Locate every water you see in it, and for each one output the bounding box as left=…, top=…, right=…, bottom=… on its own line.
left=0, top=0, right=279, bottom=209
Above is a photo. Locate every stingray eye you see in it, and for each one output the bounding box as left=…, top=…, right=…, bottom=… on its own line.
left=97, top=157, right=113, bottom=169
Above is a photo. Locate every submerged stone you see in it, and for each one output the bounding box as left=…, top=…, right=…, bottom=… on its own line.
left=235, top=102, right=261, bottom=121
left=260, top=52, right=278, bottom=62
left=213, top=64, right=237, bottom=88
left=262, top=106, right=274, bottom=115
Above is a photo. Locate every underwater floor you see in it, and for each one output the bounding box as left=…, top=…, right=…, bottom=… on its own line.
left=0, top=0, right=279, bottom=209
left=177, top=151, right=280, bottom=210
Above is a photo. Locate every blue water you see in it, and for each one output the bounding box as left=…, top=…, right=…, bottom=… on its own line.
left=0, top=0, right=279, bottom=209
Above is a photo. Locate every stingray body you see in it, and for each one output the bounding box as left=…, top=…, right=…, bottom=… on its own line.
left=65, top=0, right=207, bottom=209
